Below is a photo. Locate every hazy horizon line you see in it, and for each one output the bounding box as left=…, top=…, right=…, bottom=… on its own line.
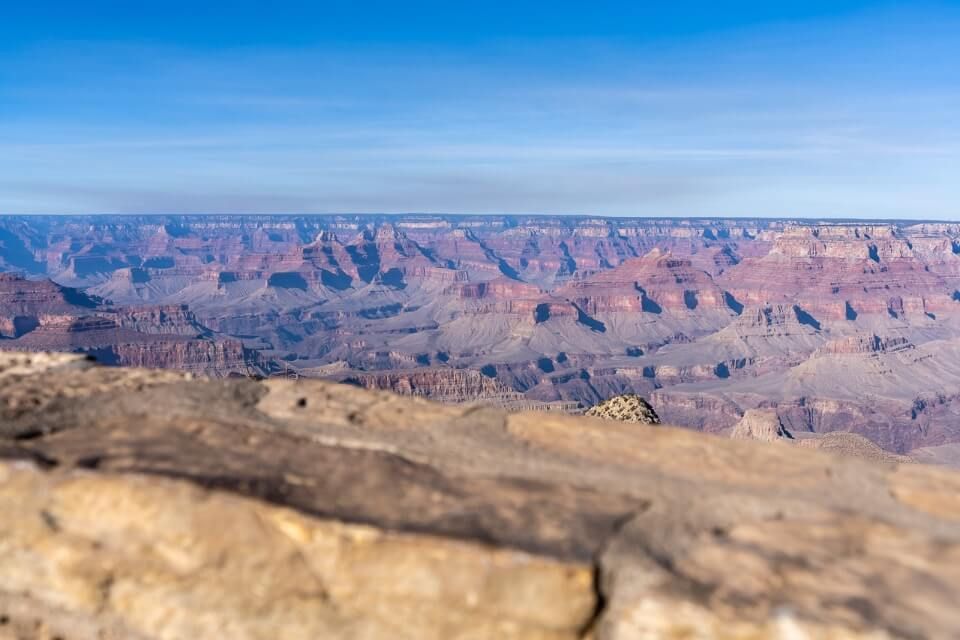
left=2, top=212, right=958, bottom=224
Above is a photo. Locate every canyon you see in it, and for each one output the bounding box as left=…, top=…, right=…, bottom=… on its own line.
left=4, top=215, right=960, bottom=462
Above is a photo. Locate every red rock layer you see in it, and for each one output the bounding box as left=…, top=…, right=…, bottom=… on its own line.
left=718, top=225, right=954, bottom=320
left=560, top=249, right=730, bottom=314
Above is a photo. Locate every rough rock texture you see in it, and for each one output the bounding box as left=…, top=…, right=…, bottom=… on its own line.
left=0, top=463, right=593, bottom=640
left=584, top=394, right=661, bottom=424
left=3, top=352, right=960, bottom=638
left=730, top=409, right=794, bottom=441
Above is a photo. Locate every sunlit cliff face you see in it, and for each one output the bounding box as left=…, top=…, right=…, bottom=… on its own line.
left=5, top=215, right=960, bottom=461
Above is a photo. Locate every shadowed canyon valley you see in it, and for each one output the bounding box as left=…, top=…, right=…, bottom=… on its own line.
left=4, top=214, right=960, bottom=464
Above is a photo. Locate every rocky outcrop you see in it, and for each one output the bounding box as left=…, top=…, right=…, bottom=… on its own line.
left=561, top=249, right=731, bottom=315
left=110, top=304, right=208, bottom=336
left=449, top=278, right=546, bottom=316
left=0, top=274, right=267, bottom=377
left=100, top=338, right=263, bottom=375
left=0, top=461, right=593, bottom=640
left=648, top=391, right=745, bottom=433
left=718, top=224, right=954, bottom=319
left=341, top=367, right=510, bottom=400
left=729, top=409, right=916, bottom=464
left=729, top=409, right=793, bottom=441
left=732, top=303, right=821, bottom=336
left=0, top=273, right=99, bottom=338
left=6, top=327, right=267, bottom=377
left=816, top=333, right=913, bottom=356
left=585, top=394, right=661, bottom=424
left=797, top=431, right=913, bottom=464
left=1, top=353, right=960, bottom=638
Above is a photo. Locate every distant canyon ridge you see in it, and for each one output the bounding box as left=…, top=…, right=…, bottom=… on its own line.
left=3, top=214, right=960, bottom=464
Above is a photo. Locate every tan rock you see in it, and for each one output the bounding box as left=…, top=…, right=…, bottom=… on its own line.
left=584, top=394, right=661, bottom=424
left=1, top=355, right=959, bottom=638
left=729, top=409, right=792, bottom=441
left=730, top=409, right=914, bottom=465
left=798, top=431, right=912, bottom=464
left=0, top=462, right=593, bottom=640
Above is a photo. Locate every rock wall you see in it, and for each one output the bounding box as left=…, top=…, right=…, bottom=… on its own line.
left=343, top=367, right=510, bottom=400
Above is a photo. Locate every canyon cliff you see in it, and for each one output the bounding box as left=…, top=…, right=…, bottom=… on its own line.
left=6, top=215, right=960, bottom=463
left=0, top=272, right=268, bottom=377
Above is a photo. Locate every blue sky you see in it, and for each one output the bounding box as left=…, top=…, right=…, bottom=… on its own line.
left=1, top=1, right=959, bottom=218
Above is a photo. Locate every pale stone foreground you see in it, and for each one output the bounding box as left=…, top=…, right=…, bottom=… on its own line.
left=1, top=353, right=960, bottom=639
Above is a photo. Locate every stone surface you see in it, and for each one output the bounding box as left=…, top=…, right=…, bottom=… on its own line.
left=584, top=394, right=661, bottom=424
left=729, top=409, right=793, bottom=441
left=1, top=352, right=960, bottom=638
left=0, top=461, right=592, bottom=640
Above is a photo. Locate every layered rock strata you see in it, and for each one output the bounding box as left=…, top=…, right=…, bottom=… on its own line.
left=9, top=216, right=960, bottom=463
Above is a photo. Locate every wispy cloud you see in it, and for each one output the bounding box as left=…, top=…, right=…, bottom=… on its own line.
left=1, top=4, right=960, bottom=217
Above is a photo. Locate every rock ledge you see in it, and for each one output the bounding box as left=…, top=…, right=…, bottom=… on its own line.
left=1, top=352, right=960, bottom=639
